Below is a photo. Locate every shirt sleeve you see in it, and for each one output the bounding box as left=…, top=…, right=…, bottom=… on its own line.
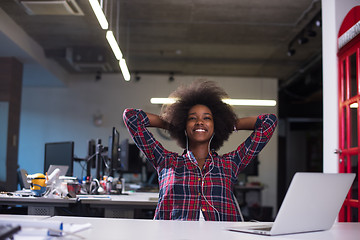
left=122, top=108, right=169, bottom=169
left=227, top=114, right=278, bottom=178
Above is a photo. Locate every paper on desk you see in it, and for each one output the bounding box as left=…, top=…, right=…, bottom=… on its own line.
left=11, top=223, right=91, bottom=240
left=0, top=218, right=62, bottom=236
left=63, top=222, right=92, bottom=233
left=14, top=228, right=51, bottom=240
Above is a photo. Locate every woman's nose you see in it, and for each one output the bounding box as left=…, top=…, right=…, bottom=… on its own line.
left=195, top=119, right=203, bottom=125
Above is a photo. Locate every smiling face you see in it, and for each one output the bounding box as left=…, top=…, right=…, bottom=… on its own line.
left=185, top=104, right=214, bottom=147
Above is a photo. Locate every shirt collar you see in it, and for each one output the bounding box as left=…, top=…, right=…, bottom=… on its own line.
left=182, top=150, right=215, bottom=170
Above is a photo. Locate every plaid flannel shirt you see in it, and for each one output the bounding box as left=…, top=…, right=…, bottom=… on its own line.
left=123, top=108, right=277, bottom=221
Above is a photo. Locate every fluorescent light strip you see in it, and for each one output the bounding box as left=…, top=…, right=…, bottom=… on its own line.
left=151, top=98, right=177, bottom=104
left=150, top=98, right=277, bottom=106
left=223, top=99, right=276, bottom=106
left=106, top=31, right=123, bottom=60
left=350, top=102, right=358, bottom=108
left=119, top=59, right=131, bottom=81
left=89, top=0, right=108, bottom=29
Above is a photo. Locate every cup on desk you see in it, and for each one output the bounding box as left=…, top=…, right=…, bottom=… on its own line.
left=67, top=182, right=81, bottom=198
left=114, top=178, right=125, bottom=194
left=59, top=176, right=81, bottom=198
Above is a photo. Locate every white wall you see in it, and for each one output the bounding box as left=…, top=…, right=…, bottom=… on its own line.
left=0, top=8, right=69, bottom=87
left=322, top=0, right=359, bottom=173
left=18, top=74, right=278, bottom=212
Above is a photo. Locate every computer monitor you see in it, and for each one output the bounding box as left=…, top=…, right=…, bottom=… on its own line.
left=108, top=127, right=120, bottom=176
left=44, top=141, right=74, bottom=176
left=119, top=139, right=142, bottom=174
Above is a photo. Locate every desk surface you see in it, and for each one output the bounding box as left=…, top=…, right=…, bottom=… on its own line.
left=0, top=192, right=158, bottom=217
left=0, top=191, right=158, bottom=205
left=0, top=214, right=359, bottom=240
left=0, top=194, right=76, bottom=204
left=77, top=192, right=159, bottom=206
left=50, top=216, right=360, bottom=240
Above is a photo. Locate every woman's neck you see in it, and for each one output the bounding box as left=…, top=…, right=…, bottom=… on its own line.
left=189, top=143, right=209, bottom=166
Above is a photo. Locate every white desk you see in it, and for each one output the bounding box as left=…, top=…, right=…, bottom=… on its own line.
left=0, top=192, right=158, bottom=218
left=52, top=216, right=360, bottom=240
left=78, top=192, right=158, bottom=206
left=78, top=192, right=158, bottom=218
left=0, top=194, right=77, bottom=215
left=1, top=214, right=359, bottom=240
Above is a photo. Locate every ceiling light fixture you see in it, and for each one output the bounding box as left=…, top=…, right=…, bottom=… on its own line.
left=298, top=36, right=309, bottom=45
left=119, top=59, right=130, bottom=81
left=89, top=0, right=108, bottom=29
left=89, top=0, right=131, bottom=82
left=150, top=98, right=177, bottom=104
left=106, top=31, right=123, bottom=60
left=169, top=72, right=175, bottom=82
left=287, top=41, right=296, bottom=57
left=287, top=11, right=321, bottom=57
left=307, top=29, right=317, bottom=37
left=135, top=72, right=141, bottom=81
left=287, top=48, right=296, bottom=57
left=222, top=99, right=277, bottom=106
left=150, top=98, right=277, bottom=106
left=95, top=70, right=102, bottom=81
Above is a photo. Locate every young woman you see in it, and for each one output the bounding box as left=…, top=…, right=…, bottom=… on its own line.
left=123, top=81, right=277, bottom=221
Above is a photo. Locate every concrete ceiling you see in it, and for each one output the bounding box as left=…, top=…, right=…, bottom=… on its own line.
left=0, top=0, right=322, bottom=84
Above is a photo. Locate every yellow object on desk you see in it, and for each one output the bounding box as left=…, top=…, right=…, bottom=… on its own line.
left=26, top=173, right=47, bottom=196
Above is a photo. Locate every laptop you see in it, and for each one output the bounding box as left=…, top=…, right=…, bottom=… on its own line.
left=228, top=172, right=356, bottom=236
left=47, top=165, right=69, bottom=177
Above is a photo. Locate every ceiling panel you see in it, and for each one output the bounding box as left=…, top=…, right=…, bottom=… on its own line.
left=0, top=0, right=322, bottom=83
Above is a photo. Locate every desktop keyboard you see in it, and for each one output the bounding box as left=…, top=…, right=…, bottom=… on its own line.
left=0, top=224, right=21, bottom=240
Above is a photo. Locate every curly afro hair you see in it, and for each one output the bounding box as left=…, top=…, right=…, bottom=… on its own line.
left=160, top=80, right=237, bottom=150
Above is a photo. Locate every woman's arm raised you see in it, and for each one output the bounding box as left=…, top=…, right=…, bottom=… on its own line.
left=146, top=112, right=169, bottom=130
left=234, top=116, right=258, bottom=131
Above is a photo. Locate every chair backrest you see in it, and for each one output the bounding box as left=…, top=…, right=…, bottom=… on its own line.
left=17, top=169, right=30, bottom=189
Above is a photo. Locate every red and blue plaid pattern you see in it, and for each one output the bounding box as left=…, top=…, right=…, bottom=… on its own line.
left=123, top=108, right=277, bottom=221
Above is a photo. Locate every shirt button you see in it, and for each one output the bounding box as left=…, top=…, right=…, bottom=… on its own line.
left=201, top=208, right=206, bottom=212
left=198, top=177, right=201, bottom=181
left=198, top=192, right=201, bottom=196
